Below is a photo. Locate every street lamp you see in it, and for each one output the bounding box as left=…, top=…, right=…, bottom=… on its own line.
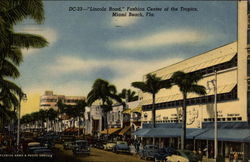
left=207, top=71, right=218, bottom=160
left=17, top=93, right=27, bottom=150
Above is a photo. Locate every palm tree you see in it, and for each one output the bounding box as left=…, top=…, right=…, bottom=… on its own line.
left=132, top=74, right=171, bottom=128
left=46, top=108, right=57, bottom=131
left=0, top=0, right=47, bottom=128
left=171, top=71, right=206, bottom=150
left=75, top=100, right=87, bottom=136
left=87, top=79, right=122, bottom=136
left=119, top=89, right=138, bottom=102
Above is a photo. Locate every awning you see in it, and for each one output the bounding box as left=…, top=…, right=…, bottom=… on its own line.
left=122, top=108, right=131, bottom=114
left=100, top=128, right=122, bottom=135
left=195, top=129, right=250, bottom=142
left=119, top=126, right=131, bottom=135
left=131, top=107, right=142, bottom=113
left=132, top=128, right=151, bottom=136
left=160, top=52, right=236, bottom=80
left=186, top=128, right=209, bottom=139
left=132, top=128, right=196, bottom=138
left=142, top=83, right=236, bottom=105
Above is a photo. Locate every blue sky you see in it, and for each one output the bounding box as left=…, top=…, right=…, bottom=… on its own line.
left=16, top=1, right=237, bottom=97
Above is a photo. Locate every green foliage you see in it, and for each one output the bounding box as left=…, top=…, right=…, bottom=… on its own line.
left=0, top=0, right=47, bottom=125
left=118, top=89, right=138, bottom=102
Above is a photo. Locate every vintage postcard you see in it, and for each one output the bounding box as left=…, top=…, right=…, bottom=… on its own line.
left=0, top=0, right=249, bottom=161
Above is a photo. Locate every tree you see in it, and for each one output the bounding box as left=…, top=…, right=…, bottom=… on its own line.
left=87, top=79, right=122, bottom=136
left=75, top=100, right=87, bottom=136
left=171, top=71, right=206, bottom=150
left=119, top=89, right=138, bottom=102
left=132, top=74, right=171, bottom=128
left=0, top=0, right=48, bottom=126
left=46, top=108, right=57, bottom=131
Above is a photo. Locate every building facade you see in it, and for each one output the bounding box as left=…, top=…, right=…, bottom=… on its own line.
left=40, top=90, right=85, bottom=110
left=134, top=1, right=250, bottom=160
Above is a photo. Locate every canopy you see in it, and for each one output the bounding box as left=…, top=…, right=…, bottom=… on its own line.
left=131, top=107, right=142, bottom=113
left=195, top=129, right=250, bottom=142
left=100, top=128, right=121, bottom=135
left=122, top=108, right=131, bottom=114
left=119, top=126, right=131, bottom=135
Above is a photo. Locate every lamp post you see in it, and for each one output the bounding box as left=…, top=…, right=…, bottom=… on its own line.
left=207, top=71, right=218, bottom=161
left=17, top=93, right=27, bottom=150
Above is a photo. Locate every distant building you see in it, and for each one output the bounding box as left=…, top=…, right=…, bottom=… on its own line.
left=40, top=90, right=85, bottom=110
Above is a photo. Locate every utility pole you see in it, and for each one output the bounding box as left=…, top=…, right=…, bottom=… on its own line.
left=214, top=70, right=218, bottom=160
left=17, top=93, right=27, bottom=151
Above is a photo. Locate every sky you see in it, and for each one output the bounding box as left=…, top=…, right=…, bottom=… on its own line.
left=15, top=1, right=237, bottom=115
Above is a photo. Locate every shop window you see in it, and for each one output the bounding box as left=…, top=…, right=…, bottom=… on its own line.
left=237, top=117, right=242, bottom=121
left=222, top=118, right=226, bottom=121
left=232, top=117, right=237, bottom=121
left=227, top=118, right=232, bottom=121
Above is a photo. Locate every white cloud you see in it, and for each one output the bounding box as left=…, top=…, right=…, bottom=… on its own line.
left=15, top=26, right=58, bottom=56
left=46, top=55, right=183, bottom=92
left=111, top=12, right=140, bottom=27
left=111, top=29, right=211, bottom=49
left=24, top=80, right=89, bottom=96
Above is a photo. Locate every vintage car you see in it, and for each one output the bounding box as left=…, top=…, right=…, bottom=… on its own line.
left=63, top=141, right=74, bottom=150
left=113, top=141, right=130, bottom=154
left=154, top=147, right=176, bottom=162
left=139, top=145, right=159, bottom=160
left=72, top=140, right=90, bottom=155
left=103, top=141, right=116, bottom=151
left=166, top=150, right=200, bottom=162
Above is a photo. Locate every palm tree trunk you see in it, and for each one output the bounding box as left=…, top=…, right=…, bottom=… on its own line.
left=181, top=93, right=187, bottom=150
left=78, top=116, right=80, bottom=137
left=152, top=93, right=156, bottom=128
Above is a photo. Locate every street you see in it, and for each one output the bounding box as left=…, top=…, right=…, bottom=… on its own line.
left=54, top=144, right=145, bottom=162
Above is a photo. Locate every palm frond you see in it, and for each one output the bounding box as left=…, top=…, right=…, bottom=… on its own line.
left=12, top=33, right=48, bottom=48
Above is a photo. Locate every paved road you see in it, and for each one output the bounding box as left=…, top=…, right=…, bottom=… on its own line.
left=54, top=144, right=145, bottom=162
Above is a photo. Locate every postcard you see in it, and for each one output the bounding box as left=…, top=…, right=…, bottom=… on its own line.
left=0, top=0, right=249, bottom=161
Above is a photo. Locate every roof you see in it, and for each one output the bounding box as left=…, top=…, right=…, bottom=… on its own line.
left=147, top=42, right=237, bottom=79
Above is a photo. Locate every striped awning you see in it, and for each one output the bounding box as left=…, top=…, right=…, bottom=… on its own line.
left=100, top=128, right=121, bottom=135
left=118, top=126, right=131, bottom=135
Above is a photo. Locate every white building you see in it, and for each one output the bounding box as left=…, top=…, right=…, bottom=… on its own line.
left=134, top=1, right=250, bottom=160
left=40, top=90, right=85, bottom=110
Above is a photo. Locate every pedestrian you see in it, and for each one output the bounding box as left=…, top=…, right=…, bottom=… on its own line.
left=198, top=148, right=203, bottom=162
left=233, top=151, right=239, bottom=162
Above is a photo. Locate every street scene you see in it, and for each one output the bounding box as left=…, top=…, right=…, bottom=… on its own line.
left=1, top=0, right=250, bottom=162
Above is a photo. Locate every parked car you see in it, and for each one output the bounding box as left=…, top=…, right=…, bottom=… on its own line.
left=63, top=141, right=74, bottom=150
left=166, top=150, right=200, bottom=162
left=104, top=141, right=116, bottom=151
left=28, top=146, right=48, bottom=153
left=72, top=140, right=90, bottom=155
left=28, top=142, right=41, bottom=147
left=94, top=139, right=106, bottom=149
left=154, top=147, right=176, bottom=162
left=113, top=141, right=130, bottom=154
left=139, top=145, right=159, bottom=160
left=60, top=135, right=75, bottom=144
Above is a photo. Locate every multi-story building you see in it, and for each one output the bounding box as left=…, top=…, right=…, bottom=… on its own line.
left=134, top=1, right=250, bottom=160
left=40, top=90, right=85, bottom=110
